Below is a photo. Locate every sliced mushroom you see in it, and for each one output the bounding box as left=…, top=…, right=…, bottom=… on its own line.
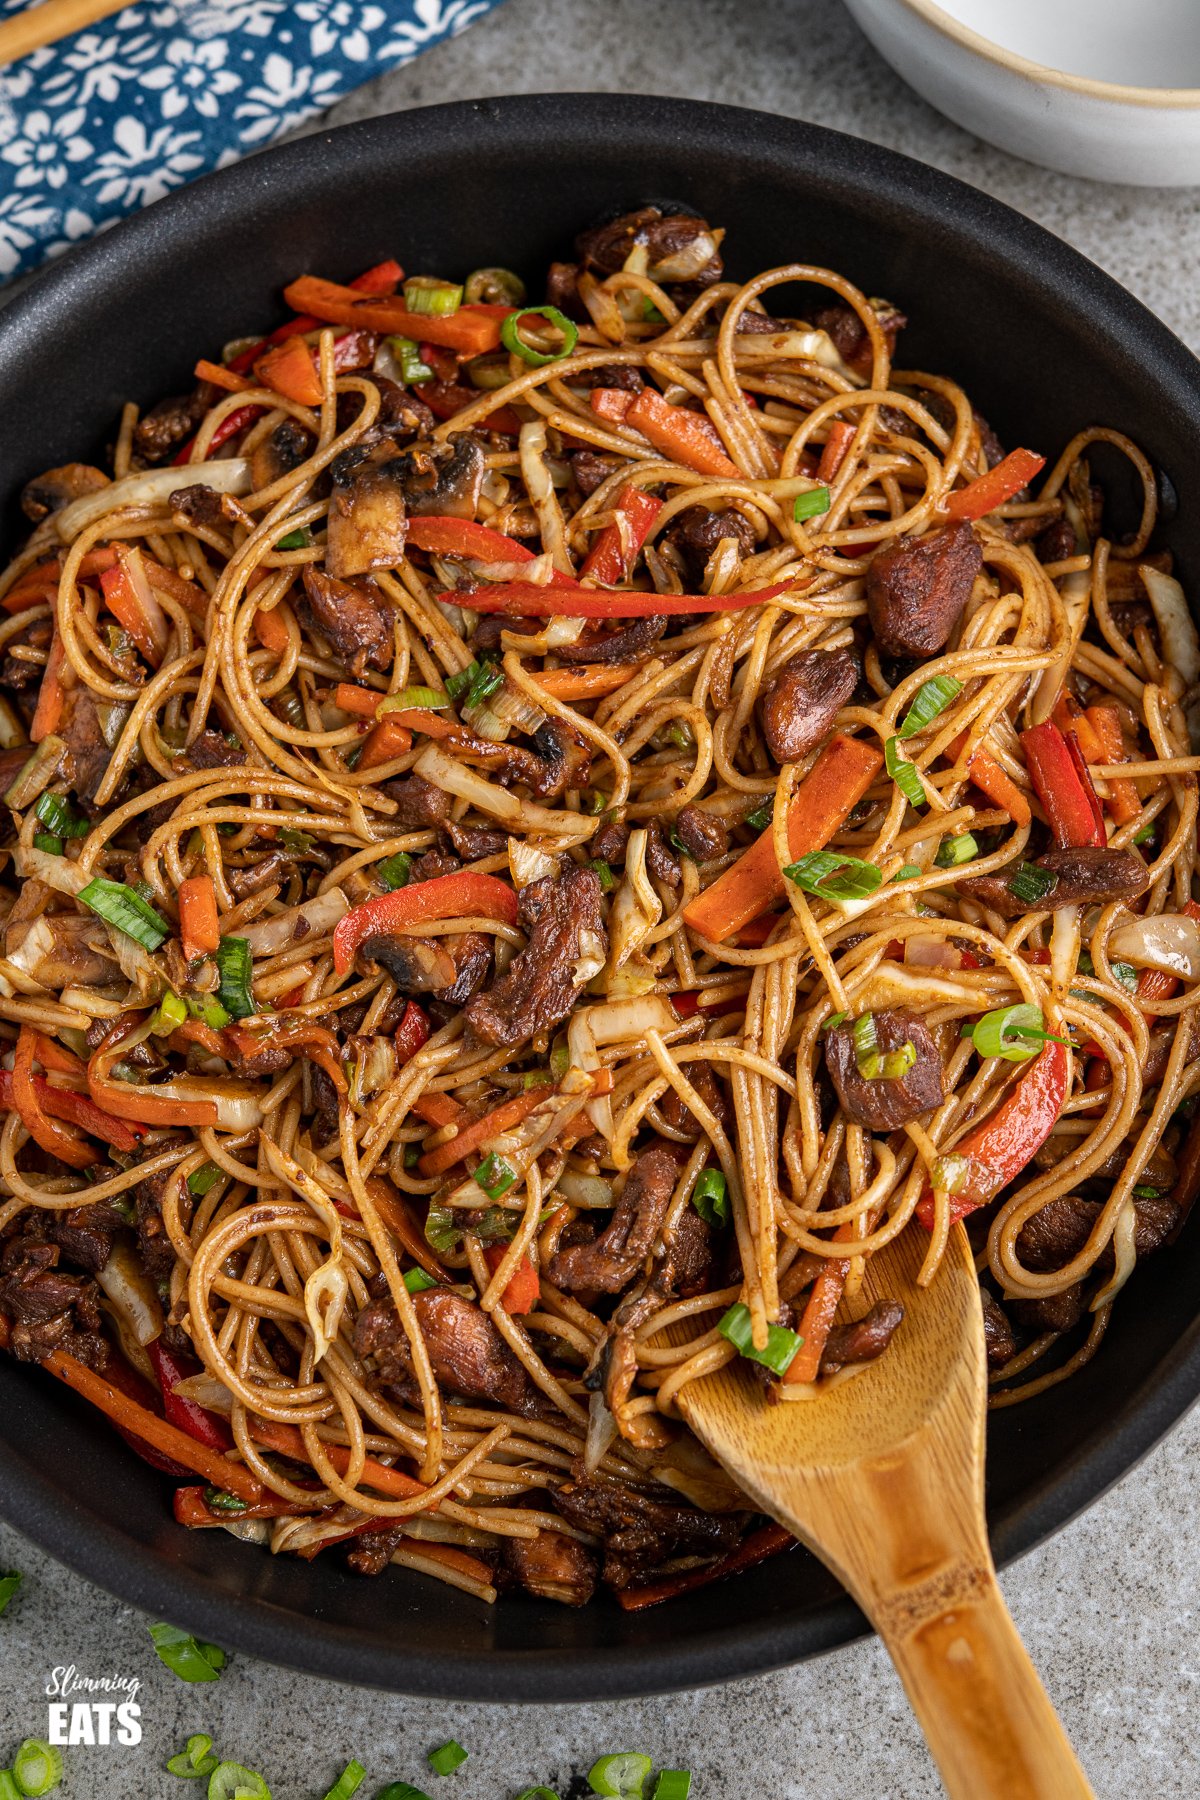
left=20, top=465, right=110, bottom=524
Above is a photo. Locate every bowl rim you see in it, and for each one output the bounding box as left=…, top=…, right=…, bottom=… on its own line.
left=880, top=0, right=1200, bottom=109
left=2, top=89, right=1200, bottom=1700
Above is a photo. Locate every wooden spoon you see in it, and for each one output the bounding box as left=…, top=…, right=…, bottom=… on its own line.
left=677, top=1223, right=1095, bottom=1798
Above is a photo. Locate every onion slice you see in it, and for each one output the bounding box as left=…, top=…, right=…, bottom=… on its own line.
left=55, top=460, right=252, bottom=543
left=1110, top=911, right=1200, bottom=980
left=240, top=888, right=349, bottom=957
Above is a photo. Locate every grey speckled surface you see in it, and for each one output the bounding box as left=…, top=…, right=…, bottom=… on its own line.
left=3, top=1, right=1200, bottom=1793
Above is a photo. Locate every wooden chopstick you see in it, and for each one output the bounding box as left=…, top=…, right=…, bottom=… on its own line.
left=0, top=0, right=131, bottom=66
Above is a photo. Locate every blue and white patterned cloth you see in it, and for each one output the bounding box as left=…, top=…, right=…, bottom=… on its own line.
left=0, top=0, right=503, bottom=280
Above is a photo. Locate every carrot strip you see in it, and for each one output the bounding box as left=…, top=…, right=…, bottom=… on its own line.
left=333, top=683, right=384, bottom=718
left=784, top=1251, right=849, bottom=1385
left=943, top=447, right=1045, bottom=521
left=30, top=629, right=66, bottom=741
left=195, top=358, right=252, bottom=394
left=1084, top=705, right=1142, bottom=825
left=528, top=664, right=641, bottom=701
left=590, top=388, right=636, bottom=424
left=418, top=1087, right=548, bottom=1178
left=247, top=1416, right=425, bottom=1500
left=397, top=1538, right=494, bottom=1585
left=682, top=734, right=883, bottom=944
left=255, top=336, right=323, bottom=407
left=254, top=607, right=290, bottom=654
left=1051, top=691, right=1105, bottom=764
left=178, top=874, right=219, bottom=960
left=33, top=1032, right=84, bottom=1076
left=484, top=1244, right=540, bottom=1314
left=282, top=276, right=507, bottom=357
left=41, top=1348, right=264, bottom=1502
left=816, top=421, right=856, bottom=484
left=625, top=389, right=740, bottom=478
left=945, top=731, right=1032, bottom=829
left=358, top=717, right=414, bottom=769
left=10, top=1026, right=93, bottom=1169
left=411, top=1091, right=467, bottom=1130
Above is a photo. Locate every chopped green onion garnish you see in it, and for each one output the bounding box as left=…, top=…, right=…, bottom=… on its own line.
left=745, top=799, right=773, bottom=832
left=31, top=832, right=62, bottom=855
left=587, top=1754, right=654, bottom=1800
left=274, top=528, right=309, bottom=551
left=150, top=990, right=188, bottom=1036
left=445, top=662, right=479, bottom=700
left=935, top=833, right=978, bottom=868
left=375, top=1785, right=432, bottom=1800
left=425, top=1203, right=460, bottom=1256
left=78, top=877, right=168, bottom=950
left=206, top=1762, right=270, bottom=1800
left=550, top=1044, right=570, bottom=1079
left=34, top=791, right=88, bottom=838
left=377, top=852, right=413, bottom=892
left=474, top=1151, right=517, bottom=1200
left=404, top=1142, right=422, bottom=1168
left=1077, top=950, right=1138, bottom=991
left=167, top=1735, right=219, bottom=1779
left=881, top=1041, right=917, bottom=1079
left=589, top=858, right=615, bottom=891
left=586, top=788, right=610, bottom=815
left=279, top=827, right=314, bottom=853
left=427, top=1741, right=468, bottom=1777
left=892, top=864, right=922, bottom=882
left=0, top=1571, right=20, bottom=1615
left=501, top=305, right=580, bottom=367
left=404, top=1268, right=438, bottom=1295
left=390, top=336, right=434, bottom=383
left=784, top=851, right=883, bottom=904
left=465, top=661, right=504, bottom=709
left=1006, top=862, right=1058, bottom=905
left=691, top=1168, right=729, bottom=1229
left=965, top=1003, right=1069, bottom=1064
left=403, top=276, right=463, bottom=317
left=884, top=736, right=926, bottom=808
left=793, top=486, right=830, bottom=523
left=0, top=1773, right=20, bottom=1800
left=718, top=1302, right=803, bottom=1377
left=822, top=1011, right=848, bottom=1031
left=11, top=1742, right=62, bottom=1798
left=898, top=675, right=963, bottom=740
left=464, top=266, right=526, bottom=307
left=149, top=1622, right=226, bottom=1683
left=1132, top=821, right=1156, bottom=845
left=663, top=721, right=692, bottom=752
left=320, top=1762, right=366, bottom=1800
left=1132, top=1184, right=1162, bottom=1198
left=202, top=1488, right=247, bottom=1514
left=852, top=1012, right=878, bottom=1076
left=383, top=685, right=450, bottom=712
left=643, top=297, right=666, bottom=324
left=651, top=1775, right=692, bottom=1800
left=187, top=994, right=231, bottom=1029
left=215, top=936, right=255, bottom=1019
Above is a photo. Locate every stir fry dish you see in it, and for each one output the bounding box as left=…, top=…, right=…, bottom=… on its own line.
left=0, top=205, right=1196, bottom=1611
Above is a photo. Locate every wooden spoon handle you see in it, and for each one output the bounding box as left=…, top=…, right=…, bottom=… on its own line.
left=870, top=1569, right=1094, bottom=1799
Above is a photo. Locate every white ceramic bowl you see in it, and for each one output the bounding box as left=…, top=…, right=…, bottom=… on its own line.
left=842, top=0, right=1200, bottom=184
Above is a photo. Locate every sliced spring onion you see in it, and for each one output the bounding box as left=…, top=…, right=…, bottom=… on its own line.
left=822, top=1011, right=848, bottom=1031
left=1007, top=862, right=1058, bottom=905
left=892, top=864, right=922, bottom=882
left=935, top=833, right=978, bottom=868
left=663, top=721, right=692, bottom=752
left=425, top=1204, right=459, bottom=1255
left=0, top=1774, right=19, bottom=1800
left=465, top=661, right=504, bottom=709
left=320, top=1762, right=366, bottom=1800
left=11, top=1743, right=62, bottom=1798
left=474, top=1151, right=517, bottom=1200
left=207, top=1763, right=270, bottom=1800
left=149, top=1622, right=226, bottom=1683
left=34, top=791, right=88, bottom=838
left=718, top=1302, right=803, bottom=1377
left=1132, top=821, right=1156, bottom=846
left=274, top=528, right=309, bottom=551
left=167, top=1736, right=219, bottom=1779
left=377, top=852, right=412, bottom=893
left=203, top=1488, right=247, bottom=1514
left=427, top=1741, right=468, bottom=1777
left=465, top=266, right=526, bottom=306
left=1075, top=950, right=1138, bottom=991
left=589, top=858, right=615, bottom=892
left=965, top=1003, right=1070, bottom=1063
left=387, top=685, right=450, bottom=711
left=744, top=799, right=773, bottom=832
left=651, top=1775, right=692, bottom=1800
left=445, top=662, right=479, bottom=700
left=586, top=788, right=610, bottom=816
left=587, top=1755, right=653, bottom=1800
left=188, top=994, right=231, bottom=1029
left=501, top=305, right=580, bottom=367
left=881, top=1041, right=917, bottom=1079
left=78, top=877, right=168, bottom=950
left=793, top=486, right=830, bottom=522
left=784, top=851, right=883, bottom=904
left=0, top=1571, right=20, bottom=1614
left=31, top=833, right=62, bottom=855
left=897, top=675, right=963, bottom=740
left=404, top=1268, right=439, bottom=1295
left=188, top=1162, right=224, bottom=1196
left=1133, top=1184, right=1164, bottom=1198
left=280, top=827, right=315, bottom=853
left=691, top=1168, right=729, bottom=1229
left=403, top=276, right=463, bottom=316
left=643, top=298, right=667, bottom=324
left=215, top=936, right=255, bottom=1019
left=852, top=1012, right=878, bottom=1076
left=374, top=1785, right=432, bottom=1800
left=151, top=991, right=188, bottom=1036
left=884, top=736, right=926, bottom=808
left=390, top=336, right=434, bottom=383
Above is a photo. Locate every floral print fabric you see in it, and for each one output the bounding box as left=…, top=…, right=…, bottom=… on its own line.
left=0, top=0, right=501, bottom=279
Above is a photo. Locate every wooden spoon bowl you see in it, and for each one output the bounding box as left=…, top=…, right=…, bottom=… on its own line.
left=678, top=1225, right=1095, bottom=1798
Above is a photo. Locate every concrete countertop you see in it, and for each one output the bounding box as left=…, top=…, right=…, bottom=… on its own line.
left=2, top=2, right=1199, bottom=1793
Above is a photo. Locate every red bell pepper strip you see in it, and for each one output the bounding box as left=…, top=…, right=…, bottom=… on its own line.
left=915, top=1041, right=1070, bottom=1229
left=624, top=388, right=740, bottom=478
left=406, top=516, right=540, bottom=566
left=148, top=1339, right=233, bottom=1452
left=421, top=379, right=522, bottom=437
left=0, top=1070, right=143, bottom=1152
left=466, top=578, right=803, bottom=619
left=483, top=1244, right=540, bottom=1314
left=282, top=276, right=510, bottom=356
left=579, top=485, right=664, bottom=586
left=943, top=447, right=1046, bottom=521
left=615, top=1522, right=794, bottom=1611
left=1022, top=720, right=1105, bottom=848
left=178, top=874, right=220, bottom=960
left=172, top=403, right=263, bottom=467
left=394, top=1000, right=430, bottom=1064
left=333, top=873, right=519, bottom=976
left=9, top=1027, right=93, bottom=1169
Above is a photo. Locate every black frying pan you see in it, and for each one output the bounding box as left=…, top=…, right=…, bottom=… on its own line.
left=0, top=94, right=1197, bottom=1702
